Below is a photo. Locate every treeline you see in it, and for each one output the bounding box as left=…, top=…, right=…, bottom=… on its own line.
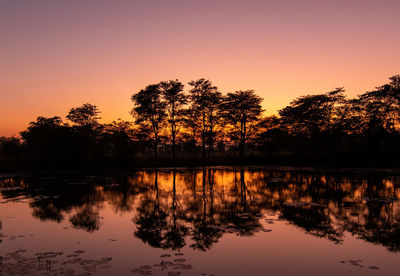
left=1, top=75, right=400, bottom=171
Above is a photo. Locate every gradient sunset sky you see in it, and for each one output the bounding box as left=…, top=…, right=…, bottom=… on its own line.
left=1, top=0, right=399, bottom=136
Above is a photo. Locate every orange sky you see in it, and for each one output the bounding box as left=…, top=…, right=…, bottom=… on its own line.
left=1, top=0, right=399, bottom=137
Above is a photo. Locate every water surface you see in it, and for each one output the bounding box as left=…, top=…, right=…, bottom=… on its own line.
left=1, top=167, right=400, bottom=275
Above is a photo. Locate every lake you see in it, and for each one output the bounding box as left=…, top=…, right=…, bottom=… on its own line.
left=1, top=167, right=400, bottom=276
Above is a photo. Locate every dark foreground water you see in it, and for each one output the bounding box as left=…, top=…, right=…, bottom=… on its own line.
left=1, top=167, right=400, bottom=276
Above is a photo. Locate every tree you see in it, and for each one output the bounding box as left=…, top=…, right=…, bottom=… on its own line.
left=27, top=116, right=64, bottom=128
left=131, top=84, right=166, bottom=158
left=255, top=115, right=289, bottom=156
left=66, top=104, right=103, bottom=165
left=0, top=137, right=23, bottom=170
left=181, top=107, right=200, bottom=153
left=221, top=90, right=263, bottom=156
left=159, top=80, right=187, bottom=159
left=20, top=116, right=72, bottom=169
left=188, top=79, right=222, bottom=159
left=358, top=75, right=400, bottom=134
left=330, top=98, right=366, bottom=135
left=279, top=88, right=345, bottom=136
left=66, top=103, right=100, bottom=126
left=102, top=120, right=137, bottom=165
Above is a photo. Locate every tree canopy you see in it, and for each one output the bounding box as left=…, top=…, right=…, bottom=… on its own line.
left=2, top=75, right=400, bottom=171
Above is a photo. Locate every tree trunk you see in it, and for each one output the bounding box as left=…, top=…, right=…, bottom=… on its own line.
left=154, top=132, right=158, bottom=159
left=172, top=130, right=176, bottom=160
left=202, top=114, right=206, bottom=160
left=171, top=102, right=176, bottom=160
left=240, top=115, right=247, bottom=158
left=208, top=113, right=214, bottom=158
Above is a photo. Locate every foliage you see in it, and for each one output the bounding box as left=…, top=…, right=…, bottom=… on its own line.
left=131, top=84, right=166, bottom=158
left=221, top=90, right=263, bottom=155
left=188, top=78, right=222, bottom=158
left=2, top=75, right=400, bottom=171
left=159, top=80, right=187, bottom=159
left=66, top=103, right=100, bottom=126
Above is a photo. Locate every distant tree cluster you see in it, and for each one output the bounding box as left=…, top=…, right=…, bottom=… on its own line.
left=1, top=75, right=400, bottom=171
left=0, top=103, right=138, bottom=170
left=131, top=79, right=263, bottom=160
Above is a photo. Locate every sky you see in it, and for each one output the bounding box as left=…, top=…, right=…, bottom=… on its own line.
left=1, top=0, right=399, bottom=136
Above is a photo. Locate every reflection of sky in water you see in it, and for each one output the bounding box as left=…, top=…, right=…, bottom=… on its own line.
left=1, top=168, right=400, bottom=275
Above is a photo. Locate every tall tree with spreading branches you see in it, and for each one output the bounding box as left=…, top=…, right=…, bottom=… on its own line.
left=131, top=84, right=166, bottom=158
left=160, top=80, right=187, bottom=159
left=221, top=90, right=263, bottom=156
left=188, top=78, right=222, bottom=159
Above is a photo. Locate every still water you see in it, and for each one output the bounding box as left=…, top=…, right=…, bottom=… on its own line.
left=1, top=167, right=400, bottom=276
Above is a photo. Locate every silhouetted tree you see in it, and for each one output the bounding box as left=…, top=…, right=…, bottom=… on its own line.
left=188, top=79, right=222, bottom=159
left=131, top=84, right=166, bottom=158
left=66, top=103, right=100, bottom=126
left=279, top=88, right=345, bottom=136
left=0, top=137, right=22, bottom=153
left=160, top=80, right=187, bottom=159
left=102, top=120, right=137, bottom=165
left=331, top=98, right=365, bottom=135
left=276, top=88, right=347, bottom=161
left=221, top=90, right=263, bottom=156
left=0, top=137, right=23, bottom=170
left=4, top=74, right=400, bottom=170
left=20, top=116, right=73, bottom=169
left=181, top=108, right=200, bottom=154
left=256, top=115, right=289, bottom=157
left=358, top=75, right=400, bottom=134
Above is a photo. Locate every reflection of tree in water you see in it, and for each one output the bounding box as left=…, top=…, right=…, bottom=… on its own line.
left=338, top=181, right=400, bottom=252
left=262, top=172, right=400, bottom=250
left=188, top=168, right=223, bottom=251
left=271, top=173, right=346, bottom=243
left=31, top=200, right=65, bottom=223
left=346, top=211, right=400, bottom=252
left=218, top=168, right=264, bottom=237
left=134, top=168, right=263, bottom=251
left=2, top=169, right=400, bottom=251
left=0, top=219, right=3, bottom=243
left=134, top=170, right=189, bottom=250
left=0, top=176, right=100, bottom=224
left=134, top=202, right=169, bottom=248
left=29, top=183, right=102, bottom=224
left=70, top=204, right=101, bottom=232
left=101, top=174, right=150, bottom=213
left=281, top=204, right=344, bottom=243
left=0, top=176, right=106, bottom=232
left=164, top=171, right=190, bottom=250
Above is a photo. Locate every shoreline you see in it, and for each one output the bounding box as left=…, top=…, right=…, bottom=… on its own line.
left=2, top=164, right=400, bottom=179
